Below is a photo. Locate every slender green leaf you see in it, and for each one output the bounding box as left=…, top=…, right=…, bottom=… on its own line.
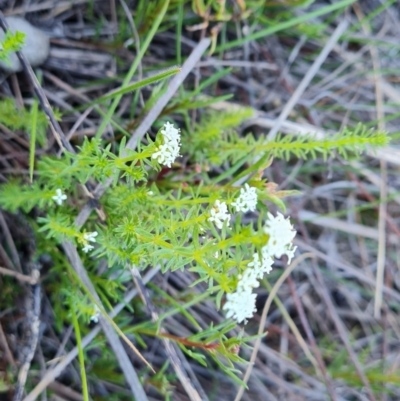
left=71, top=306, right=89, bottom=401
left=215, top=0, right=356, bottom=52
left=29, top=99, right=39, bottom=183
left=97, top=66, right=181, bottom=104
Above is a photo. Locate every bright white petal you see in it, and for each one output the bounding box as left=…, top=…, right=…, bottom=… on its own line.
left=223, top=289, right=257, bottom=324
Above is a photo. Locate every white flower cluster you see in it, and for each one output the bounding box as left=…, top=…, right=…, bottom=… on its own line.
left=223, top=289, right=257, bottom=324
left=82, top=231, right=98, bottom=253
left=231, top=184, right=258, bottom=213
left=223, top=212, right=297, bottom=324
left=264, top=212, right=297, bottom=264
left=208, top=200, right=231, bottom=229
left=209, top=184, right=257, bottom=230
left=247, top=248, right=275, bottom=279
left=143, top=128, right=295, bottom=325
left=151, top=122, right=181, bottom=168
left=52, top=188, right=67, bottom=206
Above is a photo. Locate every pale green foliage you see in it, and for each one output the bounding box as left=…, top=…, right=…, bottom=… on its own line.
left=0, top=108, right=389, bottom=380
left=184, top=113, right=388, bottom=165
left=0, top=181, right=50, bottom=212
left=0, top=30, right=25, bottom=64
left=0, top=112, right=389, bottom=277
left=0, top=98, right=49, bottom=145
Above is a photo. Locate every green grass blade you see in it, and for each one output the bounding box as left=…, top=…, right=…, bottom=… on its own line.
left=29, top=99, right=39, bottom=183
left=97, top=66, right=181, bottom=104
left=190, top=68, right=231, bottom=97
left=215, top=0, right=356, bottom=52
left=167, top=94, right=233, bottom=113
left=71, top=307, right=89, bottom=401
left=226, top=152, right=271, bottom=187
left=212, top=153, right=254, bottom=185
left=95, top=0, right=170, bottom=139
left=176, top=0, right=183, bottom=65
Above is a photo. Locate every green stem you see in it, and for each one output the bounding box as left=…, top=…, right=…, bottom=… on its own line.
left=71, top=306, right=89, bottom=401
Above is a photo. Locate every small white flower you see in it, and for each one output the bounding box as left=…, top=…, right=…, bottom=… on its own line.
left=248, top=250, right=274, bottom=278
left=90, top=305, right=100, bottom=323
left=161, top=122, right=181, bottom=142
left=82, top=243, right=94, bottom=253
left=152, top=122, right=181, bottom=168
left=83, top=231, right=98, bottom=242
left=52, top=188, right=67, bottom=206
left=223, top=288, right=257, bottom=324
left=231, top=184, right=258, bottom=213
left=82, top=231, right=98, bottom=253
left=147, top=191, right=154, bottom=196
left=208, top=200, right=231, bottom=229
left=90, top=315, right=99, bottom=323
left=284, top=244, right=297, bottom=265
left=237, top=268, right=259, bottom=292
left=263, top=212, right=296, bottom=260
left=124, top=38, right=134, bottom=48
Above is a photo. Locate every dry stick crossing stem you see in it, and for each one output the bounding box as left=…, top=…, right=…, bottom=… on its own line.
left=353, top=6, right=386, bottom=398
left=352, top=4, right=387, bottom=321
left=62, top=242, right=149, bottom=401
